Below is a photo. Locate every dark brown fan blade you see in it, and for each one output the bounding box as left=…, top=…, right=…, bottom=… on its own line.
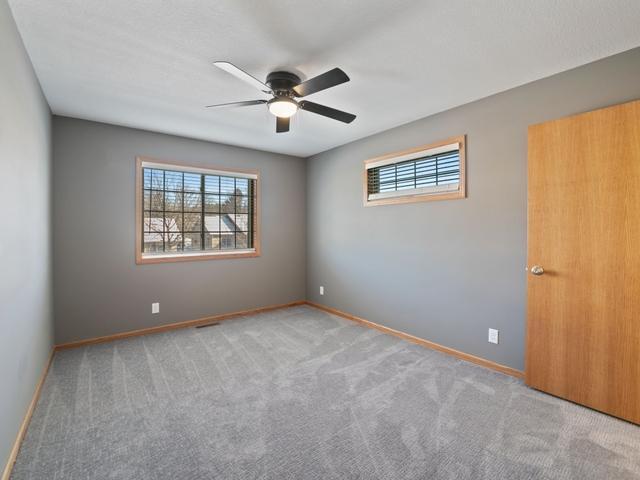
left=299, top=101, right=356, bottom=123
left=292, top=68, right=349, bottom=97
left=205, top=100, right=267, bottom=108
left=213, top=62, right=272, bottom=94
left=276, top=116, right=290, bottom=133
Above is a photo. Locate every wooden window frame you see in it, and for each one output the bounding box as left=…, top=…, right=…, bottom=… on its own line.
left=362, top=135, right=466, bottom=207
left=135, top=156, right=261, bottom=264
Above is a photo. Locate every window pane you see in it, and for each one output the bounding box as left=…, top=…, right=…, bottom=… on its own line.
left=437, top=159, right=459, bottom=185
left=144, top=213, right=164, bottom=233
left=235, top=178, right=249, bottom=195
left=378, top=165, right=396, bottom=192
left=220, top=195, right=234, bottom=213
left=164, top=213, right=182, bottom=231
left=166, top=237, right=183, bottom=252
left=184, top=213, right=201, bottom=231
left=397, top=178, right=414, bottom=190
left=151, top=169, right=164, bottom=189
left=415, top=159, right=436, bottom=174
left=183, top=173, right=201, bottom=192
left=204, top=214, right=220, bottom=232
left=220, top=234, right=235, bottom=249
left=204, top=194, right=220, bottom=212
left=233, top=214, right=249, bottom=231
left=149, top=190, right=164, bottom=211
left=164, top=191, right=182, bottom=211
left=205, top=233, right=220, bottom=250
left=204, top=175, right=219, bottom=193
left=144, top=232, right=164, bottom=252
left=143, top=169, right=151, bottom=189
left=415, top=160, right=437, bottom=187
left=415, top=177, right=436, bottom=188
left=143, top=190, right=151, bottom=210
left=164, top=216, right=181, bottom=233
left=235, top=232, right=248, bottom=249
left=396, top=163, right=414, bottom=180
left=220, top=214, right=235, bottom=233
left=164, top=171, right=182, bottom=191
left=184, top=192, right=201, bottom=212
left=183, top=233, right=202, bottom=251
left=235, top=195, right=249, bottom=213
left=220, top=176, right=235, bottom=194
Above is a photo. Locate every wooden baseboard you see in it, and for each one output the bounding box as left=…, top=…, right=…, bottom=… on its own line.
left=55, top=300, right=306, bottom=350
left=305, top=301, right=524, bottom=379
left=2, top=349, right=55, bottom=480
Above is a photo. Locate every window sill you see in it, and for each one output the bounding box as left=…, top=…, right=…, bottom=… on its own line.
left=364, top=189, right=465, bottom=207
left=136, top=248, right=259, bottom=264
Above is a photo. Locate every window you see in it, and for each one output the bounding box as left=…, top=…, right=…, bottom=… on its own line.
left=363, top=135, right=466, bottom=206
left=135, top=157, right=259, bottom=264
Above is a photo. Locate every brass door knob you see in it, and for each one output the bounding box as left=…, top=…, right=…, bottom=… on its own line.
left=530, top=265, right=544, bottom=276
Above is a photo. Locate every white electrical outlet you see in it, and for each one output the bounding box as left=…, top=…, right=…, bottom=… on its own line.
left=488, top=328, right=499, bottom=344
left=152, top=302, right=160, bottom=314
left=319, top=286, right=324, bottom=296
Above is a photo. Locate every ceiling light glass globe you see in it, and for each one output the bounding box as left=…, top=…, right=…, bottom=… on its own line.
left=268, top=98, right=298, bottom=118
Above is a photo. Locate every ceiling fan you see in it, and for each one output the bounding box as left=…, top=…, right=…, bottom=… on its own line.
left=206, top=61, right=356, bottom=133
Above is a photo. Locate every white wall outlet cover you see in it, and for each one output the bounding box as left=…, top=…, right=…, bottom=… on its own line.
left=152, top=302, right=160, bottom=314
left=488, top=328, right=499, bottom=344
left=319, top=286, right=324, bottom=295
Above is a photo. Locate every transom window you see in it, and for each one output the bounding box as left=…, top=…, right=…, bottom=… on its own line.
left=364, top=136, right=466, bottom=206
left=136, top=157, right=259, bottom=263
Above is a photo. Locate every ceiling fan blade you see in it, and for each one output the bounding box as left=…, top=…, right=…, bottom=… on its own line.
left=292, top=68, right=350, bottom=97
left=213, top=61, right=272, bottom=94
left=205, top=100, right=267, bottom=108
left=299, top=101, right=356, bottom=123
left=276, top=116, right=290, bottom=133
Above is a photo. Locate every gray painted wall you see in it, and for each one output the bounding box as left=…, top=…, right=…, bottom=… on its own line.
left=52, top=117, right=306, bottom=344
left=0, top=0, right=53, bottom=471
left=306, top=47, right=640, bottom=371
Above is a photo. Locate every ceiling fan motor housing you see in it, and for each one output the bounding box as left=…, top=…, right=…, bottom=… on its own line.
left=266, top=71, right=302, bottom=96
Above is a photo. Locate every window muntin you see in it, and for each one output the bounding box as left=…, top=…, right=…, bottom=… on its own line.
left=364, top=136, right=465, bottom=205
left=137, top=158, right=258, bottom=262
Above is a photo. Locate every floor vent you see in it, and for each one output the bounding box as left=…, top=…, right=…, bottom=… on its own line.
left=195, top=322, right=220, bottom=329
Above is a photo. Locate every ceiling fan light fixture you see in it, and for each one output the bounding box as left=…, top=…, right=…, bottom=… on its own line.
left=208, top=63, right=356, bottom=132
left=267, top=97, right=298, bottom=118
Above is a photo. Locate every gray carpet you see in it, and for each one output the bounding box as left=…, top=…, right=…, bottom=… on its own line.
left=10, top=305, right=640, bottom=479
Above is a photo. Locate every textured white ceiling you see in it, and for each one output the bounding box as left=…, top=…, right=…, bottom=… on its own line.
left=8, top=0, right=640, bottom=157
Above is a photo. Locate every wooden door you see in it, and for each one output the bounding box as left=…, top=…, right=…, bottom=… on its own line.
left=526, top=99, right=640, bottom=424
